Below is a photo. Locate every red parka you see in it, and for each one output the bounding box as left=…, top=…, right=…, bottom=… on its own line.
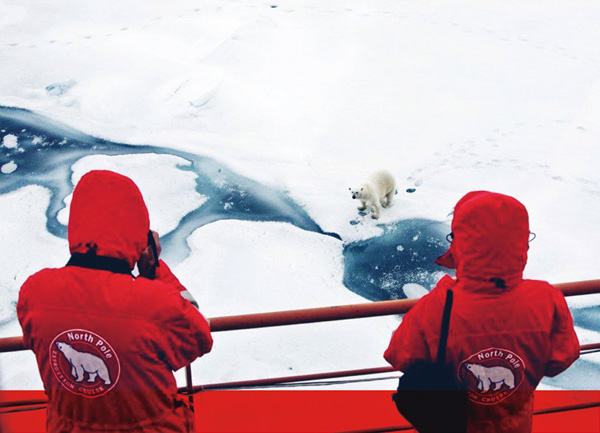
left=384, top=191, right=579, bottom=433
left=17, top=170, right=213, bottom=433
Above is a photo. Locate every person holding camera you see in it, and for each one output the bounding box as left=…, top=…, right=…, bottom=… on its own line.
left=17, top=170, right=213, bottom=433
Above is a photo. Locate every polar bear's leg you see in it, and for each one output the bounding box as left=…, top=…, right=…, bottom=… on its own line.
left=357, top=200, right=367, bottom=211
left=97, top=363, right=112, bottom=385
left=371, top=201, right=381, bottom=219
left=384, top=191, right=394, bottom=208
left=71, top=364, right=77, bottom=379
left=493, top=380, right=503, bottom=391
left=87, top=372, right=98, bottom=383
left=481, top=377, right=491, bottom=393
left=477, top=378, right=484, bottom=391
left=75, top=365, right=85, bottom=382
left=505, top=374, right=515, bottom=389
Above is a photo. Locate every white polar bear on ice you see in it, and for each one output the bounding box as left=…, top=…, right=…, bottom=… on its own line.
left=349, top=170, right=396, bottom=219
left=56, top=342, right=111, bottom=385
left=465, top=362, right=515, bottom=393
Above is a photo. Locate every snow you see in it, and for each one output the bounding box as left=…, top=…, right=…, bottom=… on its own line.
left=0, top=0, right=599, bottom=392
left=0, top=186, right=68, bottom=325
left=0, top=161, right=17, bottom=174
left=174, top=220, right=398, bottom=386
left=2, top=134, right=17, bottom=149
left=0, top=188, right=63, bottom=390
left=402, top=283, right=428, bottom=299
left=176, top=220, right=356, bottom=315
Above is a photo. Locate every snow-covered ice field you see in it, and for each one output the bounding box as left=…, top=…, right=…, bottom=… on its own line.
left=1, top=0, right=600, bottom=391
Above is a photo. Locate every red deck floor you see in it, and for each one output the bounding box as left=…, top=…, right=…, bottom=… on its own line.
left=1, top=390, right=599, bottom=433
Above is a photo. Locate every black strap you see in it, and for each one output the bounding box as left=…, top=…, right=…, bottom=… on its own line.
left=67, top=253, right=132, bottom=275
left=436, top=290, right=454, bottom=365
left=147, top=231, right=160, bottom=269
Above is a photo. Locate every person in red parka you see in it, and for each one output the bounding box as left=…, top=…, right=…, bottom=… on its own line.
left=384, top=191, right=579, bottom=433
left=17, top=170, right=213, bottom=433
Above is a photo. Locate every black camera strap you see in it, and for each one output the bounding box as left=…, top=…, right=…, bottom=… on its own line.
left=147, top=231, right=160, bottom=270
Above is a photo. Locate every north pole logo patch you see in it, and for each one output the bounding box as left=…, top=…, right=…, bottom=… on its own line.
left=458, top=347, right=525, bottom=405
left=49, top=329, right=120, bottom=398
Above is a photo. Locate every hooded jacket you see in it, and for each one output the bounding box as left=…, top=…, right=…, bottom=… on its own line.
left=17, top=170, right=213, bottom=433
left=384, top=191, right=579, bottom=433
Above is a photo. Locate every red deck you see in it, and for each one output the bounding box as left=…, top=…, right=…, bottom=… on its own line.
left=1, top=390, right=599, bottom=432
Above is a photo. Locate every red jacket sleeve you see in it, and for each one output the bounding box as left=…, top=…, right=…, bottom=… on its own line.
left=384, top=276, right=454, bottom=371
left=151, top=288, right=213, bottom=372
left=150, top=261, right=213, bottom=371
left=154, top=260, right=187, bottom=293
left=384, top=305, right=429, bottom=372
left=544, top=288, right=579, bottom=377
left=155, top=259, right=201, bottom=308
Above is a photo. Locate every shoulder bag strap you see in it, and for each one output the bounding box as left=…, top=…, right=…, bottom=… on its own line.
left=436, top=289, right=454, bottom=365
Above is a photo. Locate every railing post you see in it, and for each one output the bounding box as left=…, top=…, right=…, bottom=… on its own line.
left=185, top=365, right=195, bottom=430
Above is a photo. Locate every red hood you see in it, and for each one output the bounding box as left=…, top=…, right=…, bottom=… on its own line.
left=68, top=170, right=150, bottom=269
left=436, top=191, right=529, bottom=288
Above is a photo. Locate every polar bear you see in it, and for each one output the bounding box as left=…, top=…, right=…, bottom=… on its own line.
left=56, top=342, right=111, bottom=385
left=349, top=170, right=396, bottom=219
left=465, top=363, right=515, bottom=393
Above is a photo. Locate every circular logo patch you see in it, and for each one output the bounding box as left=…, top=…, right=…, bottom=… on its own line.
left=49, top=329, right=120, bottom=398
left=458, top=347, right=525, bottom=405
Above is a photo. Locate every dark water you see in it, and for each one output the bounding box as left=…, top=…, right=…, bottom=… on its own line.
left=343, top=219, right=450, bottom=300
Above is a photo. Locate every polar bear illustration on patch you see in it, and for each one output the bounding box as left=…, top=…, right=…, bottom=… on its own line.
left=349, top=170, right=396, bottom=219
left=465, top=362, right=515, bottom=393
left=56, top=342, right=111, bottom=385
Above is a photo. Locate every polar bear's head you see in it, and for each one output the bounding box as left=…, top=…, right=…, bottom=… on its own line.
left=55, top=342, right=72, bottom=353
left=349, top=186, right=365, bottom=200
left=465, top=363, right=485, bottom=375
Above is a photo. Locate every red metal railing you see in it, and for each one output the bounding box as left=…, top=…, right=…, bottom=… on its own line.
left=2, top=279, right=599, bottom=353
left=208, top=278, right=600, bottom=332
left=186, top=342, right=600, bottom=392
left=1, top=279, right=599, bottom=426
